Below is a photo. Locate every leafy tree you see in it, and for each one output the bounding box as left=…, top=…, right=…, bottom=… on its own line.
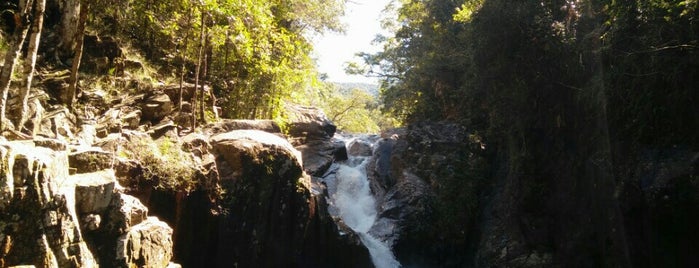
left=319, top=84, right=392, bottom=133
left=86, top=0, right=346, bottom=121
left=17, top=0, right=46, bottom=129
left=0, top=0, right=31, bottom=131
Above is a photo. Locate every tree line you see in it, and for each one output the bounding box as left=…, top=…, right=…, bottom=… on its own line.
left=356, top=0, right=697, bottom=266
left=362, top=0, right=697, bottom=147
left=0, top=0, right=346, bottom=132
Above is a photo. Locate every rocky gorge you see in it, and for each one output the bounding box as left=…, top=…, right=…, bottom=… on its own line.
left=0, top=2, right=696, bottom=266
left=0, top=82, right=697, bottom=267
left=0, top=95, right=374, bottom=267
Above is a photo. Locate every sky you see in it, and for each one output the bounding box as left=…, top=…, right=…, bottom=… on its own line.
left=311, top=0, right=393, bottom=85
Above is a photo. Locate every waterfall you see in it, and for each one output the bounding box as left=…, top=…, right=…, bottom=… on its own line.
left=328, top=137, right=401, bottom=268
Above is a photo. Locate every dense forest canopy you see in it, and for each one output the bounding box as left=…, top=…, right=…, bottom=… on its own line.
left=88, top=0, right=345, bottom=120
left=0, top=0, right=696, bottom=138
left=359, top=0, right=697, bottom=147
left=0, top=0, right=696, bottom=267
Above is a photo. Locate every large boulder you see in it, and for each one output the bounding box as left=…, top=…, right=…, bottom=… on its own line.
left=286, top=106, right=336, bottom=142
left=295, top=139, right=347, bottom=177
left=116, top=217, right=173, bottom=268
left=141, top=93, right=173, bottom=122
left=73, top=170, right=117, bottom=214
left=107, top=193, right=149, bottom=234
left=347, top=136, right=377, bottom=157
left=365, top=123, right=486, bottom=267
left=211, top=130, right=303, bottom=179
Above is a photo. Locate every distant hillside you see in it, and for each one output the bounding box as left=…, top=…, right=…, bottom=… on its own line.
left=333, top=82, right=379, bottom=97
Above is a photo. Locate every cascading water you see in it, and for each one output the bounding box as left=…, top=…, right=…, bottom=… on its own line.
left=327, top=136, right=401, bottom=268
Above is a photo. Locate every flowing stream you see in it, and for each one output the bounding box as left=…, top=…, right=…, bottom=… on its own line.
left=328, top=137, right=401, bottom=268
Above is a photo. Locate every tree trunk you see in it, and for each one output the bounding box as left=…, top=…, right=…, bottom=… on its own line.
left=199, top=30, right=210, bottom=124
left=58, top=0, right=81, bottom=60
left=66, top=0, right=89, bottom=107
left=192, top=9, right=206, bottom=128
left=16, top=0, right=47, bottom=132
left=0, top=1, right=33, bottom=131
left=178, top=17, right=192, bottom=112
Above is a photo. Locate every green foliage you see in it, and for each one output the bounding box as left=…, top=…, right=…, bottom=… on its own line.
left=120, top=136, right=196, bottom=192
left=88, top=0, right=345, bottom=121
left=363, top=0, right=696, bottom=148
left=602, top=0, right=699, bottom=146
left=318, top=82, right=398, bottom=133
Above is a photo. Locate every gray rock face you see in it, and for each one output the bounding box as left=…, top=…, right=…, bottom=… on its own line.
left=287, top=105, right=337, bottom=141
left=107, top=193, right=149, bottom=234
left=0, top=140, right=174, bottom=268
left=0, top=141, right=98, bottom=268
left=347, top=137, right=375, bottom=157
left=73, top=170, right=117, bottom=214
left=295, top=139, right=347, bottom=176
left=142, top=128, right=371, bottom=267
left=365, top=123, right=485, bottom=267
left=141, top=93, right=173, bottom=122
left=116, top=217, right=173, bottom=268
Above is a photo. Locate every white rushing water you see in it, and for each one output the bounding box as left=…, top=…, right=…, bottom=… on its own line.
left=330, top=141, right=401, bottom=268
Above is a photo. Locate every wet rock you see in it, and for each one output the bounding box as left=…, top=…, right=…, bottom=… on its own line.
left=347, top=136, right=377, bottom=157
left=116, top=217, right=173, bottom=268
left=295, top=139, right=347, bottom=176
left=617, top=147, right=699, bottom=267
left=207, top=130, right=310, bottom=266
left=364, top=122, right=485, bottom=267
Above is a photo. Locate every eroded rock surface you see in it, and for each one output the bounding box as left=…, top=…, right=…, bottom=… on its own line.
left=0, top=140, right=175, bottom=268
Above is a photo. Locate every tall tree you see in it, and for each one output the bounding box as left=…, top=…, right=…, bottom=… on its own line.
left=16, top=0, right=47, bottom=132
left=58, top=0, right=82, bottom=59
left=0, top=0, right=33, bottom=131
left=66, top=0, right=88, bottom=107
left=192, top=5, right=206, bottom=128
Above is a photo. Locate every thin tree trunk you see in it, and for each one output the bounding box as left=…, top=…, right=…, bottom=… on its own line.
left=178, top=18, right=192, bottom=111
left=224, top=28, right=230, bottom=67
left=66, top=0, right=89, bottom=107
left=192, top=9, right=206, bottom=128
left=58, top=0, right=81, bottom=59
left=0, top=0, right=33, bottom=131
left=199, top=30, right=209, bottom=124
left=16, top=0, right=47, bottom=132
